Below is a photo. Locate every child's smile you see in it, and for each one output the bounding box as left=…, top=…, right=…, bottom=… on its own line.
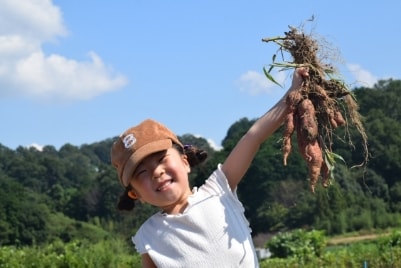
left=156, top=179, right=174, bottom=192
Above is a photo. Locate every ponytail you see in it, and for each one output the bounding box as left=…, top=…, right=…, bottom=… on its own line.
left=183, top=144, right=208, bottom=167
left=117, top=187, right=136, bottom=211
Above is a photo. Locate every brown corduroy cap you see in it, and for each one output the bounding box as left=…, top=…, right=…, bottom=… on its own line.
left=111, top=119, right=183, bottom=187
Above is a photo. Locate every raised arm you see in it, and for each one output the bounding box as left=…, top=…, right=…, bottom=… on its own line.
left=221, top=68, right=308, bottom=190
left=141, top=253, right=157, bottom=268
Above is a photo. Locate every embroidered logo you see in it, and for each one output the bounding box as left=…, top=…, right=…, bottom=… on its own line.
left=122, top=134, right=136, bottom=149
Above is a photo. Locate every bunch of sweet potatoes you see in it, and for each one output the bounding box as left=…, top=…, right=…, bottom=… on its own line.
left=283, top=89, right=345, bottom=192
left=262, top=25, right=368, bottom=192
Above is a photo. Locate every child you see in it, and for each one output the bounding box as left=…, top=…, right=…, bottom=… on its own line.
left=111, top=68, right=308, bottom=267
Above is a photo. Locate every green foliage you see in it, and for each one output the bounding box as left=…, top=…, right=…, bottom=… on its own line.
left=0, top=239, right=140, bottom=267
left=0, top=175, right=52, bottom=246
left=267, top=229, right=326, bottom=260
left=390, top=182, right=401, bottom=212
left=261, top=229, right=401, bottom=267
left=353, top=81, right=401, bottom=185
left=257, top=202, right=288, bottom=232
left=6, top=232, right=401, bottom=268
left=378, top=229, right=401, bottom=249
left=46, top=213, right=111, bottom=243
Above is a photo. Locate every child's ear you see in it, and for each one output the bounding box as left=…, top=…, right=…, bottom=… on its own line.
left=127, top=190, right=138, bottom=200
left=182, top=155, right=191, bottom=173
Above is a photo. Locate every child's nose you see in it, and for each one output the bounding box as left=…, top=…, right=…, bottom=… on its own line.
left=152, top=165, right=164, bottom=180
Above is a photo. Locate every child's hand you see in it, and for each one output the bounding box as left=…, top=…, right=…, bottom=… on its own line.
left=291, top=67, right=309, bottom=89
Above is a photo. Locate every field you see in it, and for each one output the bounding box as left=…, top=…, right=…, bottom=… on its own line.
left=260, top=229, right=401, bottom=267
left=0, top=230, right=400, bottom=267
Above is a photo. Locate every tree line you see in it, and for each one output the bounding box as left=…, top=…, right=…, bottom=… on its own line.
left=1, top=78, right=401, bottom=247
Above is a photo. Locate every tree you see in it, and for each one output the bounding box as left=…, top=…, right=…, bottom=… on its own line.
left=0, top=175, right=51, bottom=245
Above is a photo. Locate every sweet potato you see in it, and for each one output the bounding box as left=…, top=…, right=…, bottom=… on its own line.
left=334, top=110, right=345, bottom=126
left=295, top=99, right=323, bottom=192
left=286, top=90, right=303, bottom=112
left=321, top=161, right=330, bottom=188
left=328, top=108, right=338, bottom=129
left=328, top=108, right=345, bottom=129
left=282, top=138, right=292, bottom=166
left=314, top=85, right=330, bottom=102
left=296, top=133, right=323, bottom=192
left=282, top=111, right=295, bottom=166
left=297, top=99, right=318, bottom=142
left=305, top=140, right=323, bottom=193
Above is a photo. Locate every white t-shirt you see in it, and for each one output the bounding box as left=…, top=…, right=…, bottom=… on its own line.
left=132, top=164, right=259, bottom=267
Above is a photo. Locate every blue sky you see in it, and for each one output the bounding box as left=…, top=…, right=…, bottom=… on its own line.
left=1, top=0, right=400, bottom=150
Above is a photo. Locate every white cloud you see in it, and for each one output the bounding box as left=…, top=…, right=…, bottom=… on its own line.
left=0, top=0, right=127, bottom=102
left=347, top=63, right=377, bottom=88
left=193, top=134, right=222, bottom=151
left=0, top=0, right=67, bottom=41
left=27, top=143, right=44, bottom=151
left=207, top=138, right=222, bottom=151
left=236, top=70, right=287, bottom=95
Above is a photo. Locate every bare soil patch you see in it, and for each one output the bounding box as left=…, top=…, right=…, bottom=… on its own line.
left=327, top=233, right=389, bottom=246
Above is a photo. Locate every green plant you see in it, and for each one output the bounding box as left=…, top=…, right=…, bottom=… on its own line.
left=266, top=229, right=326, bottom=260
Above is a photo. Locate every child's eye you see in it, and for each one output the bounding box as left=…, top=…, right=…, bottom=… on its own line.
left=137, top=169, right=146, bottom=175
left=158, top=152, right=169, bottom=163
left=159, top=155, right=167, bottom=163
left=133, top=168, right=146, bottom=180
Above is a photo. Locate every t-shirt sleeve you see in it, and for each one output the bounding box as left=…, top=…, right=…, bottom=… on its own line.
left=201, top=164, right=246, bottom=212
left=132, top=228, right=146, bottom=254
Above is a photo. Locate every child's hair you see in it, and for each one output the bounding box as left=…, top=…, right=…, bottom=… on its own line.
left=117, top=143, right=208, bottom=211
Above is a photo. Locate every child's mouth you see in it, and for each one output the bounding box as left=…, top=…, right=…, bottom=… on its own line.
left=157, top=179, right=173, bottom=192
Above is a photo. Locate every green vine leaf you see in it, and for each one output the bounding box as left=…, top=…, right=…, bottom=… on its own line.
left=263, top=66, right=282, bottom=87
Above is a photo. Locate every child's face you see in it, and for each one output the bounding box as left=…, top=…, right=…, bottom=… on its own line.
left=129, top=147, right=191, bottom=214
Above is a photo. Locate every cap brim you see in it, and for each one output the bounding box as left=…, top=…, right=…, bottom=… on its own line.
left=121, top=139, right=173, bottom=186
